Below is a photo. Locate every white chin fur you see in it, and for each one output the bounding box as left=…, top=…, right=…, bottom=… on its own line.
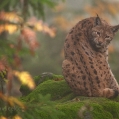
left=96, top=44, right=102, bottom=48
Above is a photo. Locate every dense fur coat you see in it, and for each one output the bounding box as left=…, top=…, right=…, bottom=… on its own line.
left=62, top=15, right=119, bottom=98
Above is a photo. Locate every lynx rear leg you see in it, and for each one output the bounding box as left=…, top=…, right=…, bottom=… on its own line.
left=62, top=59, right=76, bottom=83
left=62, top=59, right=83, bottom=94
left=62, top=59, right=92, bottom=96
left=102, top=88, right=118, bottom=98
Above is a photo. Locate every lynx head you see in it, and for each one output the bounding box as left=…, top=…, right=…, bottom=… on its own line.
left=91, top=15, right=119, bottom=51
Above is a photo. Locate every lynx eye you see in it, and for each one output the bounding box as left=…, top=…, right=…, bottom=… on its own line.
left=96, top=31, right=100, bottom=35
left=105, top=35, right=110, bottom=38
left=105, top=35, right=112, bottom=44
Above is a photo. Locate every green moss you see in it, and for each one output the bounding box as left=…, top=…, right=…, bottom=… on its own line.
left=20, top=73, right=64, bottom=96
left=91, top=103, right=112, bottom=119
left=101, top=101, right=119, bottom=118
left=57, top=102, right=84, bottom=119
left=20, top=85, right=31, bottom=96
left=56, top=102, right=113, bottom=119
left=55, top=93, right=75, bottom=103
left=22, top=80, right=72, bottom=102
left=20, top=74, right=119, bottom=119
left=34, top=73, right=64, bottom=85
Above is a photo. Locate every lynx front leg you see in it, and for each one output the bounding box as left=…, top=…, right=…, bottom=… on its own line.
left=101, top=88, right=118, bottom=98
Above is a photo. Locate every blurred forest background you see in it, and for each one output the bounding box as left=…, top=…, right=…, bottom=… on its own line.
left=0, top=0, right=119, bottom=80
left=22, top=0, right=119, bottom=80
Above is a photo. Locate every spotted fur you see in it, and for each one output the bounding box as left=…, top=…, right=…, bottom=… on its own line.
left=62, top=15, right=119, bottom=98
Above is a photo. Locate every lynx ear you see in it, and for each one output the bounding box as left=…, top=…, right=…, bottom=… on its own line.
left=94, top=14, right=102, bottom=26
left=111, top=25, right=119, bottom=34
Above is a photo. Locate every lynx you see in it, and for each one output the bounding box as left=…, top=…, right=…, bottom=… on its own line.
left=62, top=15, right=119, bottom=98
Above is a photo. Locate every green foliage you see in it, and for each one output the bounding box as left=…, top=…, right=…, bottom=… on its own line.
left=0, top=94, right=65, bottom=119
left=0, top=38, right=30, bottom=65
left=18, top=94, right=65, bottom=119
left=0, top=0, right=56, bottom=18
left=0, top=39, right=14, bottom=57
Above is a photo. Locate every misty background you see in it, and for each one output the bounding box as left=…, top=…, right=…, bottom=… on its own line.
left=20, top=0, right=119, bottom=82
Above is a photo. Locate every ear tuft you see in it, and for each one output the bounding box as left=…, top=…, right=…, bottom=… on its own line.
left=111, top=25, right=119, bottom=34
left=94, top=14, right=102, bottom=26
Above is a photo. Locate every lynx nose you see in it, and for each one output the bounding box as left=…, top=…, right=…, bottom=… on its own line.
left=98, top=41, right=102, bottom=45
left=98, top=39, right=103, bottom=45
